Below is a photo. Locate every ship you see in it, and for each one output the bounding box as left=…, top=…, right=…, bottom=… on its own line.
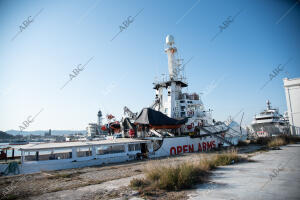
left=251, top=100, right=289, bottom=137
left=1, top=35, right=247, bottom=175
left=103, top=35, right=247, bottom=155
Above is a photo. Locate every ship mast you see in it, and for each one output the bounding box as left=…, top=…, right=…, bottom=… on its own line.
left=266, top=100, right=271, bottom=110
left=165, top=35, right=179, bottom=80
left=153, top=35, right=188, bottom=118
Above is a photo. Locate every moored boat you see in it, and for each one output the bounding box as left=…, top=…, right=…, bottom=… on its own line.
left=251, top=100, right=289, bottom=137
left=1, top=35, right=246, bottom=175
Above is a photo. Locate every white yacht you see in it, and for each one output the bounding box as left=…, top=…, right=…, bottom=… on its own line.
left=251, top=100, right=289, bottom=137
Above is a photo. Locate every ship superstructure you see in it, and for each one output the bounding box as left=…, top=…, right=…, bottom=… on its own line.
left=251, top=100, right=289, bottom=137
left=153, top=36, right=213, bottom=121
left=150, top=35, right=239, bottom=139
left=152, top=35, right=189, bottom=118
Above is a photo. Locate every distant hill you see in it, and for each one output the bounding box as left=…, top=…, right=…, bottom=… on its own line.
left=6, top=130, right=87, bottom=136
left=0, top=131, right=15, bottom=139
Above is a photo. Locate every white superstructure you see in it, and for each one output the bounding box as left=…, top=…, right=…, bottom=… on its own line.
left=87, top=109, right=105, bottom=138
left=16, top=139, right=151, bottom=174
left=87, top=123, right=98, bottom=137
left=283, top=77, right=300, bottom=135
left=251, top=100, right=289, bottom=137
left=153, top=35, right=187, bottom=118
left=152, top=35, right=245, bottom=142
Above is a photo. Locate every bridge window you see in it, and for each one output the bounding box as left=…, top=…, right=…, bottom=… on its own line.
left=77, top=147, right=92, bottom=157
left=24, top=149, right=73, bottom=161
left=97, top=145, right=125, bottom=155
left=128, top=144, right=141, bottom=151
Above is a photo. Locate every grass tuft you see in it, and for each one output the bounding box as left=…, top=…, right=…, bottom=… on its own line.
left=251, top=137, right=271, bottom=145
left=281, top=135, right=300, bottom=144
left=212, top=151, right=240, bottom=166
left=157, top=162, right=207, bottom=191
left=47, top=171, right=83, bottom=179
left=251, top=135, right=300, bottom=147
left=267, top=135, right=300, bottom=148
left=267, top=137, right=286, bottom=148
left=130, top=150, right=240, bottom=193
left=130, top=178, right=148, bottom=189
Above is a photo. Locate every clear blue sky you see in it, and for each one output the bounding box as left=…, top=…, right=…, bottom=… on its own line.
left=0, top=0, right=299, bottom=131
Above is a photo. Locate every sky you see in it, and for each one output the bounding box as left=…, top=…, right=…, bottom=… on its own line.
left=0, top=0, right=300, bottom=132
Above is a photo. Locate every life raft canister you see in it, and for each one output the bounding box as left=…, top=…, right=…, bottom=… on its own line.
left=129, top=129, right=135, bottom=137
left=101, top=126, right=107, bottom=131
left=187, top=123, right=194, bottom=129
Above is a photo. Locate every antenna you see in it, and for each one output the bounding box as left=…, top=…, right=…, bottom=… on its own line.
left=240, top=112, right=244, bottom=133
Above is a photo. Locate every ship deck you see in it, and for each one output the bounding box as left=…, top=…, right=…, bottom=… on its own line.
left=19, top=138, right=150, bottom=151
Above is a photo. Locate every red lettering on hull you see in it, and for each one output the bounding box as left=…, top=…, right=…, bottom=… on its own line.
left=207, top=141, right=212, bottom=149
left=198, top=143, right=202, bottom=152
left=170, top=141, right=216, bottom=155
left=177, top=146, right=183, bottom=154
left=202, top=142, right=207, bottom=151
left=189, top=144, right=194, bottom=152
left=183, top=145, right=188, bottom=153
left=170, top=147, right=176, bottom=155
left=212, top=141, right=216, bottom=148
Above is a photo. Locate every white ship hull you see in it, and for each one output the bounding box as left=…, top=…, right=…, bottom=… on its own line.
left=2, top=136, right=223, bottom=174
left=251, top=122, right=289, bottom=137
left=150, top=136, right=219, bottom=158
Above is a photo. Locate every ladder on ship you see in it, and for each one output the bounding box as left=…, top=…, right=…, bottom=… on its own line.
left=223, top=123, right=245, bottom=145
left=199, top=122, right=244, bottom=146
left=200, top=126, right=234, bottom=146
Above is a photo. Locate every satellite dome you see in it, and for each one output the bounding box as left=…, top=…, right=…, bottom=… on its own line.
left=166, top=35, right=175, bottom=45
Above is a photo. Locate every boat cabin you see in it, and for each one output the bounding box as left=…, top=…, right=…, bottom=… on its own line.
left=18, top=138, right=152, bottom=173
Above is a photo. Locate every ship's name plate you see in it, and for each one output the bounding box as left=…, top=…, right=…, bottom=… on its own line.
left=170, top=141, right=216, bottom=155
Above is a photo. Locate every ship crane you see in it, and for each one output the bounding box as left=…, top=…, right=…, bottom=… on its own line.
left=123, top=106, right=137, bottom=119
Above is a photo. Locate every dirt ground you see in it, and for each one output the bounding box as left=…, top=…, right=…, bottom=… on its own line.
left=0, top=145, right=262, bottom=200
